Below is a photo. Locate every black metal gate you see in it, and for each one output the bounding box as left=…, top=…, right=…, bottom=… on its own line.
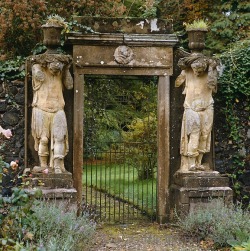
left=83, top=76, right=157, bottom=223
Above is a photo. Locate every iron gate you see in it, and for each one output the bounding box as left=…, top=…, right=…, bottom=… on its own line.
left=83, top=76, right=158, bottom=223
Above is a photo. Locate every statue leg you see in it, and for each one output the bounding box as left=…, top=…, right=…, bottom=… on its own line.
left=33, top=136, right=49, bottom=173
left=52, top=110, right=68, bottom=174
left=187, top=131, right=200, bottom=171
left=196, top=134, right=209, bottom=170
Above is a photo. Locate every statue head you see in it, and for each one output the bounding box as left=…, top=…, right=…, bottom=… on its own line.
left=48, top=61, right=64, bottom=75
left=191, top=59, right=207, bottom=76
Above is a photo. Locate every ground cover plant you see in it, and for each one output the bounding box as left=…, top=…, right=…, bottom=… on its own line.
left=30, top=201, right=96, bottom=251
left=0, top=187, right=96, bottom=250
left=177, top=199, right=250, bottom=249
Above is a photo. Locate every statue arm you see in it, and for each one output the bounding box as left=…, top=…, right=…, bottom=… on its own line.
left=207, top=59, right=218, bottom=93
left=63, top=65, right=73, bottom=90
left=175, top=70, right=186, bottom=87
left=32, top=64, right=45, bottom=91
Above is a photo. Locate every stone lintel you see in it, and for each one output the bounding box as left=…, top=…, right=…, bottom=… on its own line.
left=73, top=45, right=174, bottom=76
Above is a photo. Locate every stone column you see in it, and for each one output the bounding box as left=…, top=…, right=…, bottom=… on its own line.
left=157, top=76, right=170, bottom=223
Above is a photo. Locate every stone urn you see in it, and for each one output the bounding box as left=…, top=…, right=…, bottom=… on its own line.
left=42, top=23, right=64, bottom=53
left=187, top=28, right=208, bottom=52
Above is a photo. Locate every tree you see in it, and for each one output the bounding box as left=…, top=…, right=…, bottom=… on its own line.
left=158, top=0, right=250, bottom=53
left=207, top=0, right=250, bottom=52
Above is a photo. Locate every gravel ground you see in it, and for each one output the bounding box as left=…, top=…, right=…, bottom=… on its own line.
left=87, top=222, right=213, bottom=251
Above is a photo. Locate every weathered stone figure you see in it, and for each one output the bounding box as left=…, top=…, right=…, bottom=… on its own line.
left=175, top=54, right=218, bottom=171
left=31, top=54, right=73, bottom=173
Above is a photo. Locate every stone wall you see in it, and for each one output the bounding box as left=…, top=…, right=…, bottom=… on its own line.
left=0, top=79, right=25, bottom=166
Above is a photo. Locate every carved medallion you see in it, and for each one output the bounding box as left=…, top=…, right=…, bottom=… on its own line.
left=114, top=46, right=134, bottom=64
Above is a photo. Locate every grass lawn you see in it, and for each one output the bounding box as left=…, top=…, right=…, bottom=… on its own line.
left=83, top=162, right=157, bottom=215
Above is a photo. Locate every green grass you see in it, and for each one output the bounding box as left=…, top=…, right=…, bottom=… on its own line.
left=83, top=162, right=157, bottom=214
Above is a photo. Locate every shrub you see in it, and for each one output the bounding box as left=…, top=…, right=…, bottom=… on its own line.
left=0, top=188, right=42, bottom=249
left=0, top=56, right=25, bottom=81
left=215, top=41, right=250, bottom=204
left=0, top=187, right=96, bottom=250
left=122, top=114, right=157, bottom=180
left=31, top=201, right=96, bottom=251
left=177, top=199, right=250, bottom=247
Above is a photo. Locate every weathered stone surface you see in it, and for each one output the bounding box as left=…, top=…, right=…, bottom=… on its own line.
left=2, top=111, right=19, bottom=125
left=15, top=93, right=24, bottom=105
left=24, top=188, right=77, bottom=200
left=9, top=86, right=18, bottom=95
left=74, top=17, right=173, bottom=34
left=0, top=101, right=7, bottom=112
left=175, top=53, right=218, bottom=172
left=173, top=171, right=229, bottom=187
left=29, top=53, right=73, bottom=174
left=32, top=172, right=72, bottom=179
left=26, top=172, right=74, bottom=189
left=170, top=184, right=233, bottom=217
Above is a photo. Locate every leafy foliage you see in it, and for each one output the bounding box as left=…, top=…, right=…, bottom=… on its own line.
left=207, top=1, right=250, bottom=52
left=177, top=199, right=250, bottom=248
left=0, top=56, right=25, bottom=81
left=0, top=188, right=96, bottom=250
left=159, top=0, right=250, bottom=54
left=0, top=0, right=128, bottom=57
left=0, top=188, right=42, bottom=250
left=0, top=0, right=47, bottom=57
left=228, top=230, right=250, bottom=251
left=84, top=76, right=157, bottom=159
left=122, top=114, right=157, bottom=180
left=216, top=42, right=250, bottom=203
left=31, top=202, right=96, bottom=251
left=84, top=76, right=158, bottom=181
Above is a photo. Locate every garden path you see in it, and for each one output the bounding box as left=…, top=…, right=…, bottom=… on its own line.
left=87, top=223, right=214, bottom=251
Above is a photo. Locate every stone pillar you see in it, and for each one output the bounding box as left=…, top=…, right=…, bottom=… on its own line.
left=157, top=76, right=170, bottom=223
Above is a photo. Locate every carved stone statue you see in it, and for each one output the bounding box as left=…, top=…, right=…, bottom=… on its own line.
left=175, top=53, right=218, bottom=172
left=30, top=54, right=73, bottom=174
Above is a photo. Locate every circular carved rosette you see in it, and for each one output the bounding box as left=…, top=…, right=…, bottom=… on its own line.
left=114, top=46, right=134, bottom=64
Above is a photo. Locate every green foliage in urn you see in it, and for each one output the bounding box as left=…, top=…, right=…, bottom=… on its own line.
left=184, top=19, right=208, bottom=31
left=44, top=14, right=67, bottom=28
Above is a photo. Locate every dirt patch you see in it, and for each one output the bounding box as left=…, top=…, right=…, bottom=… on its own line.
left=87, top=222, right=212, bottom=251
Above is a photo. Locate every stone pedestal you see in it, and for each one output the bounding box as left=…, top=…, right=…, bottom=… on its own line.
left=24, top=172, right=77, bottom=201
left=170, top=171, right=233, bottom=218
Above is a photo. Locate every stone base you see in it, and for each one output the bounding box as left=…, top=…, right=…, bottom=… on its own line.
left=25, top=172, right=73, bottom=189
left=23, top=169, right=77, bottom=201
left=170, top=171, right=233, bottom=219
left=24, top=187, right=77, bottom=210
left=25, top=187, right=77, bottom=200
